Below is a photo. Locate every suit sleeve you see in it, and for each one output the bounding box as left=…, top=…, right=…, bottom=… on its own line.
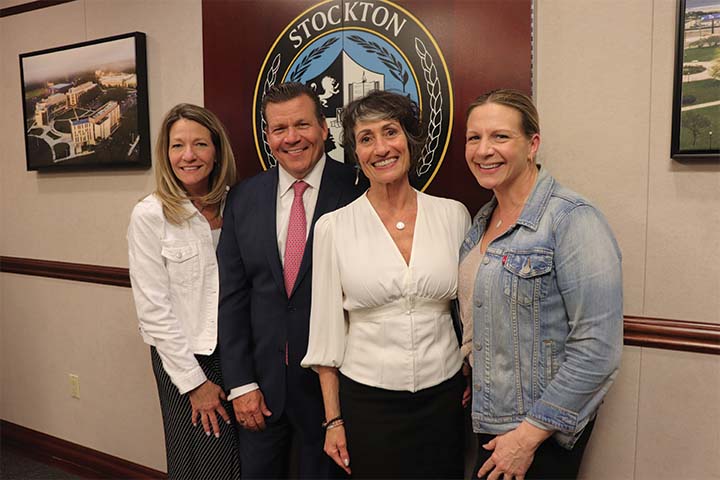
left=217, top=188, right=256, bottom=390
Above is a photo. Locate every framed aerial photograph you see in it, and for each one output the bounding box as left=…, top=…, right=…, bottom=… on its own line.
left=19, top=32, right=150, bottom=171
left=671, top=0, right=720, bottom=160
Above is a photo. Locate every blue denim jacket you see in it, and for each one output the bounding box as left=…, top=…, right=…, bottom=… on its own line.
left=460, top=167, right=623, bottom=449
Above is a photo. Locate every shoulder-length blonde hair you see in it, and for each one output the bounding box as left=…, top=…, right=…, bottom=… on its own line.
left=154, top=103, right=237, bottom=225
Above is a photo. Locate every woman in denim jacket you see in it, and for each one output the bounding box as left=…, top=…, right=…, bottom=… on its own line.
left=459, top=90, right=623, bottom=480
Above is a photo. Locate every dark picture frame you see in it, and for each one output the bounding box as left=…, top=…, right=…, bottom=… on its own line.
left=671, top=0, right=720, bottom=160
left=19, top=32, right=150, bottom=171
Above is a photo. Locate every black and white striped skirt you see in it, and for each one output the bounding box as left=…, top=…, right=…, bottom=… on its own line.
left=150, top=346, right=241, bottom=480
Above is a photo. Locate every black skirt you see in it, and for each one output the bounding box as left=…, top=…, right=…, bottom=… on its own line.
left=340, top=370, right=465, bottom=479
left=151, top=346, right=241, bottom=480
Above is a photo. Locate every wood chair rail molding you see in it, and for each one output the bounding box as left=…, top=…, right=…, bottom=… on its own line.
left=0, top=255, right=130, bottom=287
left=624, top=316, right=719, bottom=355
left=1, top=255, right=718, bottom=355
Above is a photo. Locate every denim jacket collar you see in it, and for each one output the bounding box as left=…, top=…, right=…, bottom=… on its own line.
left=462, top=166, right=553, bottom=262
left=516, top=166, right=554, bottom=231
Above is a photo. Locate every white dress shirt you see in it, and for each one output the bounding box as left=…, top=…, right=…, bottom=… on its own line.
left=127, top=194, right=220, bottom=394
left=227, top=155, right=326, bottom=401
left=302, top=191, right=471, bottom=392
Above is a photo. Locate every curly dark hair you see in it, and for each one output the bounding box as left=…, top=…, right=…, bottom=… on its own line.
left=340, top=90, right=426, bottom=171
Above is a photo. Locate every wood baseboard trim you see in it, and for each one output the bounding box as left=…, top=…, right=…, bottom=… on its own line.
left=0, top=420, right=166, bottom=479
left=2, top=255, right=719, bottom=355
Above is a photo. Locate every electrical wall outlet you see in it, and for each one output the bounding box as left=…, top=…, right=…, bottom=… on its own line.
left=69, top=374, right=80, bottom=399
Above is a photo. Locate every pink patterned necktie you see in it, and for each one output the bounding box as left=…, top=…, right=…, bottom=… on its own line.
left=284, top=180, right=310, bottom=296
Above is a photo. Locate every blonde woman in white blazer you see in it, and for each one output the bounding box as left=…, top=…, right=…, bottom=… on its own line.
left=128, top=104, right=240, bottom=479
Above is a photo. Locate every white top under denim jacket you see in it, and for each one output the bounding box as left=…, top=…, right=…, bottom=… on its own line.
left=128, top=193, right=221, bottom=395
left=302, top=191, right=471, bottom=392
left=459, top=166, right=623, bottom=449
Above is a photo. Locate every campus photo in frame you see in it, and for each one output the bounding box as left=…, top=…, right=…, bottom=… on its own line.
left=19, top=32, right=150, bottom=171
left=672, top=0, right=720, bottom=159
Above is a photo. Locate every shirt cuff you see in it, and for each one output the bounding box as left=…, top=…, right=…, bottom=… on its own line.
left=175, top=366, right=208, bottom=395
left=525, top=416, right=554, bottom=432
left=228, top=383, right=260, bottom=401
left=527, top=399, right=579, bottom=433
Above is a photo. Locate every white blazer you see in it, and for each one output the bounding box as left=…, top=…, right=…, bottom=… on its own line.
left=128, top=194, right=219, bottom=394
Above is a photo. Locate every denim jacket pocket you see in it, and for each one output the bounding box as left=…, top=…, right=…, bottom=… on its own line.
left=502, top=250, right=553, bottom=306
left=161, top=242, right=200, bottom=287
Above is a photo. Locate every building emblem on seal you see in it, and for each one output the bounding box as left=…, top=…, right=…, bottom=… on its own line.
left=253, top=0, right=453, bottom=191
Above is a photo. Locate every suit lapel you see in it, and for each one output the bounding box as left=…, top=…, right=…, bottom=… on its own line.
left=289, top=160, right=343, bottom=298
left=262, top=169, right=285, bottom=295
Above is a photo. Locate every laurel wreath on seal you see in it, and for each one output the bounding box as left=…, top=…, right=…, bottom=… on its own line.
left=289, top=37, right=339, bottom=82
left=347, top=35, right=409, bottom=89
left=414, top=38, right=442, bottom=177
left=259, top=36, right=443, bottom=178
left=261, top=53, right=282, bottom=167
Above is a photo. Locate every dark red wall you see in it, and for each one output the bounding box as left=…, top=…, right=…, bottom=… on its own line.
left=202, top=0, right=531, bottom=214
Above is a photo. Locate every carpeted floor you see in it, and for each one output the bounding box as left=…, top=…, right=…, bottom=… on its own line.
left=0, top=448, right=81, bottom=479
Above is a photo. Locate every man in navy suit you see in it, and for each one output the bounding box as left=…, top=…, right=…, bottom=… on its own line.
left=217, top=82, right=362, bottom=478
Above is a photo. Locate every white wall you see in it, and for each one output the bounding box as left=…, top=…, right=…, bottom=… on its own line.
left=536, top=1, right=720, bottom=479
left=1, top=0, right=205, bottom=471
left=1, top=0, right=719, bottom=478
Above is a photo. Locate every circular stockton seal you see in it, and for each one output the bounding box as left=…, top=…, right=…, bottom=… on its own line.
left=253, top=0, right=453, bottom=191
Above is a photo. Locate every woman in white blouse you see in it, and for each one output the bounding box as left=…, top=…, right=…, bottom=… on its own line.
left=128, top=104, right=240, bottom=479
left=302, top=90, right=470, bottom=479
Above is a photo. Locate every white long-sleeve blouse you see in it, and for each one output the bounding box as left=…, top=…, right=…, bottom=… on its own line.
left=301, top=191, right=470, bottom=392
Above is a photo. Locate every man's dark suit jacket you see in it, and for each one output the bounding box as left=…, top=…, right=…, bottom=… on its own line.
left=217, top=159, right=361, bottom=436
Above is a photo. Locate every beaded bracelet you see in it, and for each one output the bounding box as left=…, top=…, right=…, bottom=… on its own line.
left=325, top=419, right=345, bottom=431
left=322, top=416, right=343, bottom=430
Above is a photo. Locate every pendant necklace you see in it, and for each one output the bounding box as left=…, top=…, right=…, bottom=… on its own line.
left=494, top=170, right=537, bottom=230
left=395, top=221, right=406, bottom=230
